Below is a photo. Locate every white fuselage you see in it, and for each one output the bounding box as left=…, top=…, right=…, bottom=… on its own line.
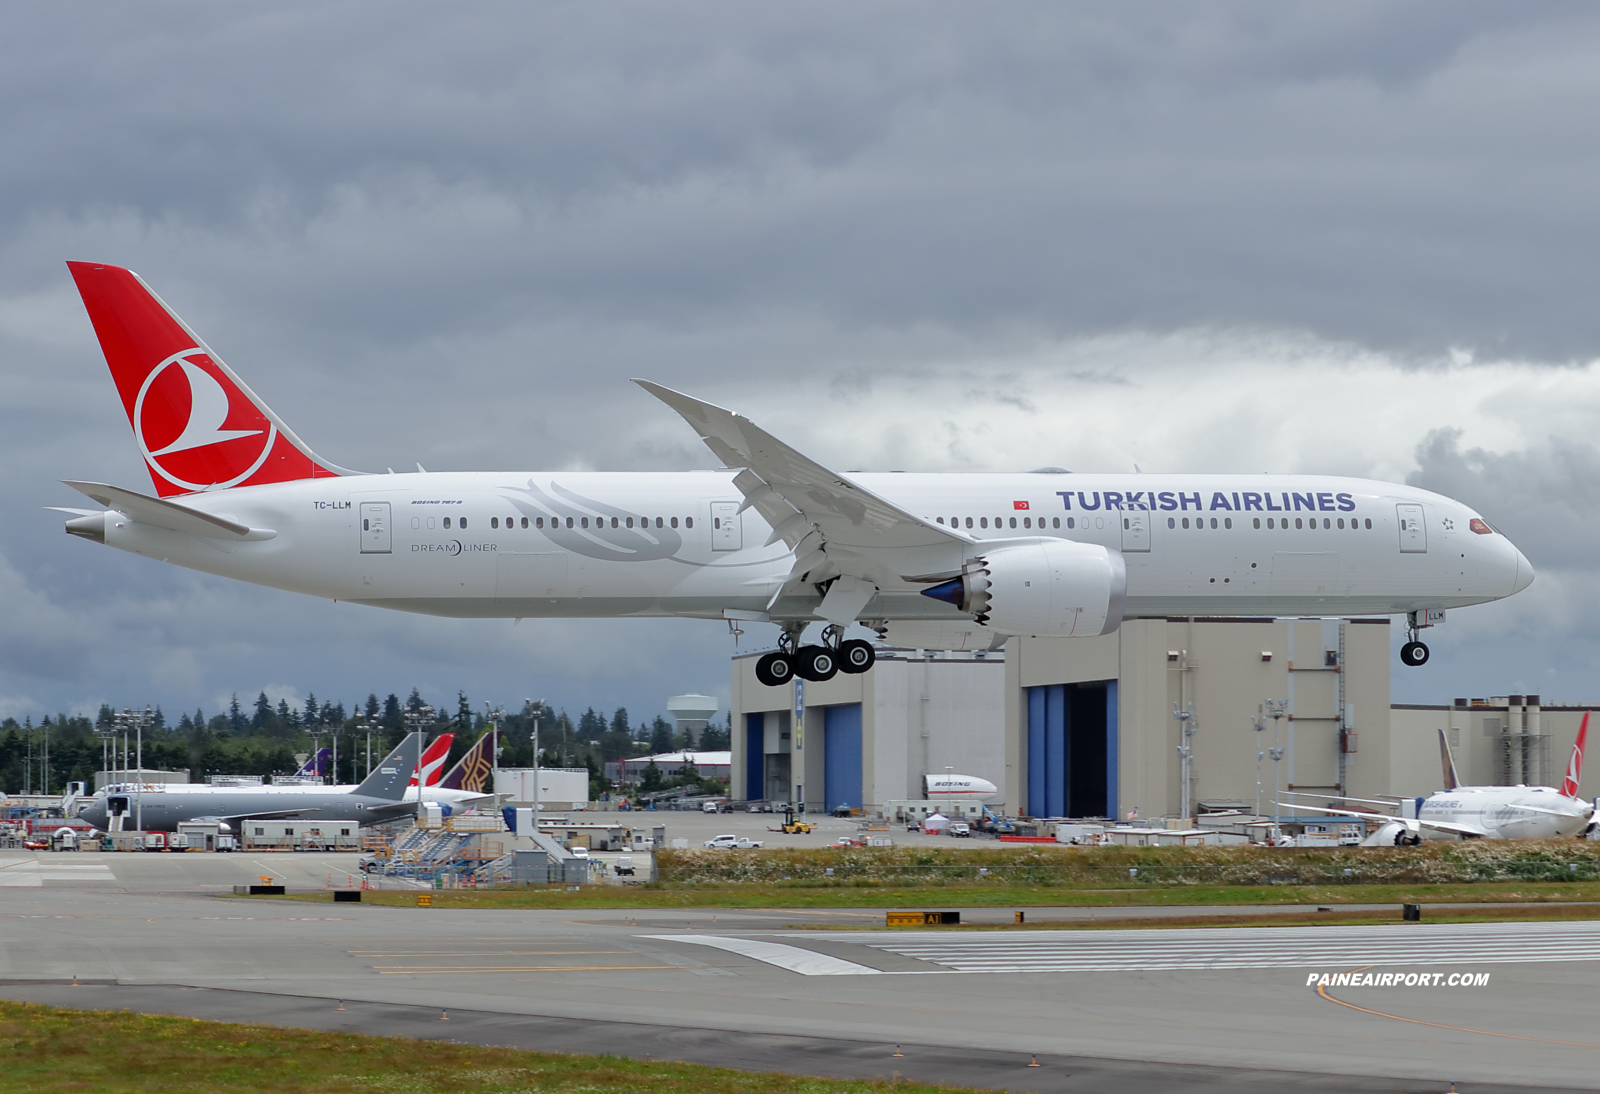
left=77, top=471, right=1532, bottom=623
left=924, top=774, right=999, bottom=801
left=1418, top=785, right=1592, bottom=840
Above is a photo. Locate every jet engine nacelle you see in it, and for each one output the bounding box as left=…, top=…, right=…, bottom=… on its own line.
left=921, top=537, right=1127, bottom=638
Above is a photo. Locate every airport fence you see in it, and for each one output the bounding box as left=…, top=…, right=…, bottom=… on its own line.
left=655, top=842, right=1600, bottom=888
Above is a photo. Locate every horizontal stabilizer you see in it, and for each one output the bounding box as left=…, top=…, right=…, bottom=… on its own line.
left=62, top=480, right=266, bottom=539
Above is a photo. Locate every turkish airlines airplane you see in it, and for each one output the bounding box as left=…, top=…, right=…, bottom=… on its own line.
left=56, top=263, right=1534, bottom=685
left=1285, top=716, right=1594, bottom=842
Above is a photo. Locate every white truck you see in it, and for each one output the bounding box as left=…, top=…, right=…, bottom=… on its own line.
left=703, top=834, right=765, bottom=849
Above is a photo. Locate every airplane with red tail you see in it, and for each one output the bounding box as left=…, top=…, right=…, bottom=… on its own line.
left=55, top=263, right=1536, bottom=678
left=1284, top=713, right=1595, bottom=842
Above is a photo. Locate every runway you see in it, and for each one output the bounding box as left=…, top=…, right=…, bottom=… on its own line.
left=0, top=851, right=1595, bottom=1092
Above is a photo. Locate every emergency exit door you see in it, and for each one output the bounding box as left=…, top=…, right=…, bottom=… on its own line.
left=710, top=501, right=742, bottom=551
left=1120, top=509, right=1150, bottom=552
left=360, top=502, right=391, bottom=554
left=1396, top=503, right=1426, bottom=553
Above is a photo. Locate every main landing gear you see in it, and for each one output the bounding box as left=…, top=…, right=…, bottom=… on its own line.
left=755, top=624, right=876, bottom=686
left=1400, top=609, right=1436, bottom=667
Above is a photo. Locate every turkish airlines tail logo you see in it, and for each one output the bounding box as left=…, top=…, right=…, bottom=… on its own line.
left=1560, top=712, right=1588, bottom=799
left=409, top=733, right=456, bottom=788
left=67, top=262, right=340, bottom=498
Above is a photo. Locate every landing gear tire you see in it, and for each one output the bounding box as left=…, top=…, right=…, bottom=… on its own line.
left=1400, top=640, right=1430, bottom=667
left=755, top=651, right=796, bottom=687
left=838, top=639, right=876, bottom=675
left=795, top=645, right=839, bottom=682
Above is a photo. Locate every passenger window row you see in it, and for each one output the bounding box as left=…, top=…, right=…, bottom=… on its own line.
left=1166, top=515, right=1372, bottom=530
left=928, top=512, right=1376, bottom=535
left=485, top=515, right=692, bottom=531
left=936, top=516, right=1068, bottom=530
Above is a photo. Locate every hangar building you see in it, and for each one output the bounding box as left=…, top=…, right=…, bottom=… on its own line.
left=730, top=618, right=1593, bottom=817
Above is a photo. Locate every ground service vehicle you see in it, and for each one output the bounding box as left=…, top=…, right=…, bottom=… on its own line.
left=704, top=834, right=765, bottom=849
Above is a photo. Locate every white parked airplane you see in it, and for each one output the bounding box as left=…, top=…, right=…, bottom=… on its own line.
left=1284, top=715, right=1594, bottom=842
left=56, top=263, right=1534, bottom=685
left=923, top=773, right=999, bottom=801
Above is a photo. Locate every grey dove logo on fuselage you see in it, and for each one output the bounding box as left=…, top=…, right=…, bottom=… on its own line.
left=503, top=480, right=684, bottom=563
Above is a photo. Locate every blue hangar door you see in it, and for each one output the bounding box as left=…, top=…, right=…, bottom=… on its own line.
left=823, top=704, right=863, bottom=812
left=744, top=713, right=765, bottom=801
left=1026, top=682, right=1117, bottom=819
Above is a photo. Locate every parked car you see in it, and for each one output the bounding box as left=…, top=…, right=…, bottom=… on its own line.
left=703, top=834, right=765, bottom=849
left=831, top=836, right=862, bottom=848
left=614, top=856, right=635, bottom=876
left=569, top=846, right=589, bottom=858
left=948, top=822, right=972, bottom=838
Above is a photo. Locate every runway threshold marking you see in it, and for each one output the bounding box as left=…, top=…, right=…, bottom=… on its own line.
left=646, top=934, right=894, bottom=975
left=1317, top=967, right=1600, bottom=1050
left=373, top=965, right=692, bottom=974
left=350, top=951, right=636, bottom=957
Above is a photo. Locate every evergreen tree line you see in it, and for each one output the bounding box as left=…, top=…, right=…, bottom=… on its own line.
left=0, top=689, right=730, bottom=796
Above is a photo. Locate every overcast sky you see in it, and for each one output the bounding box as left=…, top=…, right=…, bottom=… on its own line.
left=6, top=3, right=1600, bottom=728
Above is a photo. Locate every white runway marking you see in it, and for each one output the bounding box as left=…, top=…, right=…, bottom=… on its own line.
left=784, top=920, right=1600, bottom=973
left=0, top=863, right=116, bottom=887
left=644, top=935, right=886, bottom=975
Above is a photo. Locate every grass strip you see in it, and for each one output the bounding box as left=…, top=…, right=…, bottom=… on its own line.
left=249, top=879, right=1600, bottom=909
left=0, top=999, right=981, bottom=1094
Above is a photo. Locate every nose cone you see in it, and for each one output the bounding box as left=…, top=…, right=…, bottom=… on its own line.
left=1511, top=545, right=1535, bottom=595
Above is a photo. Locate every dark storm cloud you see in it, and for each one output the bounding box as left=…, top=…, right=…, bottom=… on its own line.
left=7, top=4, right=1600, bottom=718
left=1410, top=428, right=1600, bottom=572
left=2, top=4, right=1598, bottom=352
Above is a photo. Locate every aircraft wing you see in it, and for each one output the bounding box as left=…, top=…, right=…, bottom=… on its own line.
left=1284, top=791, right=1404, bottom=808
left=192, top=808, right=320, bottom=825
left=1507, top=802, right=1595, bottom=819
left=1277, top=801, right=1491, bottom=838
left=635, top=380, right=972, bottom=619
left=62, top=480, right=261, bottom=539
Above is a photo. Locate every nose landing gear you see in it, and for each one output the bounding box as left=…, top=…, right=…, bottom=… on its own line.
left=1400, top=609, right=1439, bottom=667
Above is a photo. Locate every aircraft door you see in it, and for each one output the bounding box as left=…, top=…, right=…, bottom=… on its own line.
left=710, top=501, right=742, bottom=551
left=1120, top=509, right=1150, bottom=552
left=360, top=502, right=392, bottom=554
left=1396, top=504, right=1427, bottom=553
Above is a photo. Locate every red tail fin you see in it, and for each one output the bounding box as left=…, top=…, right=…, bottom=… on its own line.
left=1560, top=712, right=1588, bottom=798
left=67, top=262, right=342, bottom=497
left=408, top=733, right=456, bottom=788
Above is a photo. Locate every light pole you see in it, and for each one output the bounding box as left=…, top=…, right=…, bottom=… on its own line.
left=402, top=704, right=435, bottom=814
left=524, top=698, right=547, bottom=818
left=1173, top=703, right=1197, bottom=824
left=1265, top=698, right=1288, bottom=840
left=1251, top=707, right=1268, bottom=818
left=484, top=702, right=506, bottom=809
left=352, top=714, right=372, bottom=780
